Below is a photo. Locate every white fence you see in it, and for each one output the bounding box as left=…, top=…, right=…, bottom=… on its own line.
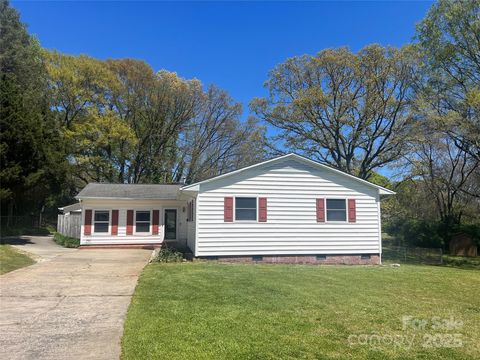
left=57, top=213, right=81, bottom=239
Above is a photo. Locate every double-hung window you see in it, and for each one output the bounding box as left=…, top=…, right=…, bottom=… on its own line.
left=326, top=199, right=346, bottom=221
left=235, top=197, right=257, bottom=221
left=135, top=211, right=151, bottom=233
left=94, top=210, right=110, bottom=233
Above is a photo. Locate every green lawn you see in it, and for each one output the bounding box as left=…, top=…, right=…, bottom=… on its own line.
left=0, top=244, right=35, bottom=274
left=122, top=263, right=480, bottom=360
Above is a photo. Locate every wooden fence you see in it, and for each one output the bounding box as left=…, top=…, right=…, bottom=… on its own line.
left=57, top=213, right=81, bottom=239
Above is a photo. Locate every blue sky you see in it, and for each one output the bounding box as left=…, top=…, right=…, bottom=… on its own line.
left=13, top=1, right=433, bottom=119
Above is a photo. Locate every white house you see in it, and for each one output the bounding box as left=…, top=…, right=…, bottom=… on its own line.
left=76, top=153, right=395, bottom=264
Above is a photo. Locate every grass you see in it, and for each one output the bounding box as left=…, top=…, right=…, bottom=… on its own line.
left=443, top=256, right=480, bottom=270
left=53, top=232, right=80, bottom=248
left=122, top=262, right=480, bottom=360
left=0, top=244, right=35, bottom=274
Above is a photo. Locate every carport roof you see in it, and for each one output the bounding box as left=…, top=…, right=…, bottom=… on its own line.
left=58, top=203, right=81, bottom=213
left=75, top=183, right=182, bottom=200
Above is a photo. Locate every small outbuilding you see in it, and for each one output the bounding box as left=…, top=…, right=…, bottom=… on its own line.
left=449, top=233, right=478, bottom=257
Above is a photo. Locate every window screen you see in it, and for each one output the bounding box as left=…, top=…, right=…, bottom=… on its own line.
left=235, top=197, right=257, bottom=221
left=94, top=211, right=109, bottom=233
left=326, top=199, right=346, bottom=221
left=136, top=211, right=151, bottom=232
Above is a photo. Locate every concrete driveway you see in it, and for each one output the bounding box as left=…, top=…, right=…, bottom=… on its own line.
left=0, top=236, right=152, bottom=360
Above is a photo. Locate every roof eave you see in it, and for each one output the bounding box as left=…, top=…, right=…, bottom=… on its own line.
left=179, top=184, right=200, bottom=192
left=379, top=189, right=396, bottom=195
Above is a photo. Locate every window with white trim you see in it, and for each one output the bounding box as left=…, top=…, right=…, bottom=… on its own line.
left=235, top=197, right=257, bottom=221
left=94, top=210, right=109, bottom=233
left=135, top=211, right=151, bottom=233
left=326, top=199, right=346, bottom=221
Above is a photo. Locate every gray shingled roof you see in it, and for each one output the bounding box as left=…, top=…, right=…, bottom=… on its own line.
left=76, top=183, right=182, bottom=200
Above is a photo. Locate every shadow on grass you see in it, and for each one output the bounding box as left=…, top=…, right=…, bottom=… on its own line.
left=383, top=259, right=480, bottom=271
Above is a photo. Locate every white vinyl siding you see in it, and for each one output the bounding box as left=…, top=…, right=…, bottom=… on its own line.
left=80, top=199, right=188, bottom=246
left=195, top=158, right=381, bottom=256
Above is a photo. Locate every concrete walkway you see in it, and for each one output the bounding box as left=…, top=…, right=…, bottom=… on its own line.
left=6, top=235, right=77, bottom=260
left=0, top=236, right=152, bottom=360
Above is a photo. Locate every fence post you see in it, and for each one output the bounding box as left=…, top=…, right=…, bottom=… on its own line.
left=57, top=215, right=62, bottom=233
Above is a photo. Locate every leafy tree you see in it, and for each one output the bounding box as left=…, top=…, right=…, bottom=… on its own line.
left=251, top=45, right=419, bottom=179
left=416, top=0, right=480, bottom=161
left=367, top=172, right=392, bottom=188
left=106, top=60, right=202, bottom=183
left=44, top=50, right=118, bottom=129
left=0, top=1, right=68, bottom=224
left=393, top=0, right=480, bottom=244
left=65, top=108, right=137, bottom=183
left=43, top=53, right=264, bottom=186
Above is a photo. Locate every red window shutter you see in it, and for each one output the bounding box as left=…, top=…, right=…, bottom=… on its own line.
left=152, top=210, right=159, bottom=235
left=84, top=209, right=92, bottom=235
left=111, top=210, right=119, bottom=235
left=348, top=199, right=356, bottom=223
left=126, top=210, right=134, bottom=235
left=224, top=197, right=233, bottom=222
left=316, top=198, right=325, bottom=222
left=258, top=197, right=267, bottom=222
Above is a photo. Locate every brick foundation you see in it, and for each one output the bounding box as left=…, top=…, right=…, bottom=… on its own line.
left=200, top=254, right=380, bottom=265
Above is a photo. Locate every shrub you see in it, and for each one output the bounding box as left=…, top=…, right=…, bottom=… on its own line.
left=443, top=255, right=480, bottom=270
left=385, top=218, right=445, bottom=248
left=385, top=218, right=480, bottom=249
left=153, top=247, right=183, bottom=263
left=53, top=232, right=80, bottom=248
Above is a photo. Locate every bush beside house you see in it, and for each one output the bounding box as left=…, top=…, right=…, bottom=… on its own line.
left=53, top=232, right=80, bottom=248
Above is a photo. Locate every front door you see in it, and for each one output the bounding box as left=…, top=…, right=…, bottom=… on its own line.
left=164, top=209, right=177, bottom=240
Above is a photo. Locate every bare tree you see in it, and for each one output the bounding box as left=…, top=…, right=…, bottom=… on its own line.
left=408, top=125, right=479, bottom=225
left=251, top=45, right=419, bottom=179
left=175, top=86, right=265, bottom=183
